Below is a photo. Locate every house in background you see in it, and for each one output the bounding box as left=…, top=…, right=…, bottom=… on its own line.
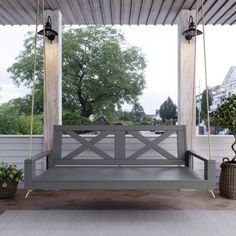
left=210, top=66, right=236, bottom=111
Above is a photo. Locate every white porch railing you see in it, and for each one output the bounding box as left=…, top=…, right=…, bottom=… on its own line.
left=0, top=135, right=234, bottom=188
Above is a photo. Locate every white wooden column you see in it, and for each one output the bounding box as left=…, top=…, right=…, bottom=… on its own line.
left=178, top=10, right=196, bottom=149
left=44, top=10, right=62, bottom=150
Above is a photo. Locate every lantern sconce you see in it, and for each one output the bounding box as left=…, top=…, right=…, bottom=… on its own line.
left=38, top=16, right=58, bottom=43
left=182, top=15, right=202, bottom=43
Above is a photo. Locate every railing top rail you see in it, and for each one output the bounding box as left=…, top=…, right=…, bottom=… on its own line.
left=54, top=125, right=185, bottom=132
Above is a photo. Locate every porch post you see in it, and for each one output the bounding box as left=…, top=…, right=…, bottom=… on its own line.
left=178, top=9, right=196, bottom=149
left=44, top=10, right=62, bottom=150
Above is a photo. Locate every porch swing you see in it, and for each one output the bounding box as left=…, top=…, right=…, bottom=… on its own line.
left=24, top=0, right=216, bottom=198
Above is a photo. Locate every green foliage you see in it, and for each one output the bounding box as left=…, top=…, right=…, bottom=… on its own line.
left=200, top=89, right=212, bottom=122
left=62, top=111, right=91, bottom=125
left=211, top=94, right=236, bottom=134
left=159, top=97, right=177, bottom=122
left=0, top=102, right=42, bottom=134
left=131, top=101, right=145, bottom=122
left=8, top=27, right=146, bottom=118
left=0, top=162, right=23, bottom=188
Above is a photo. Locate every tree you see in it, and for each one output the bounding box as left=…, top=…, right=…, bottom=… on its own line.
left=8, top=27, right=146, bottom=119
left=0, top=102, right=42, bottom=134
left=132, top=101, right=145, bottom=122
left=200, top=89, right=212, bottom=122
left=211, top=94, right=236, bottom=161
left=159, top=97, right=177, bottom=122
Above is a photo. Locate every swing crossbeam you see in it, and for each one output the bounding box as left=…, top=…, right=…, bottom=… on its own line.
left=24, top=125, right=216, bottom=190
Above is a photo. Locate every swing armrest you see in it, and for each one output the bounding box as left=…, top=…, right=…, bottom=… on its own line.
left=187, top=150, right=210, bottom=163
left=24, top=151, right=52, bottom=188
left=187, top=150, right=216, bottom=188
left=31, top=150, right=52, bottom=162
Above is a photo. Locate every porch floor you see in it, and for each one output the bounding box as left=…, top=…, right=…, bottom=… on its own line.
left=1, top=189, right=236, bottom=214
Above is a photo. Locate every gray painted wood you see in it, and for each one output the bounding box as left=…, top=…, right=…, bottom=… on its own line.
left=54, top=159, right=186, bottom=166
left=63, top=131, right=112, bottom=160
left=31, top=166, right=208, bottom=190
left=0, top=0, right=235, bottom=26
left=127, top=130, right=177, bottom=160
left=64, top=130, right=113, bottom=160
left=23, top=125, right=216, bottom=190
left=2, top=129, right=228, bottom=189
left=114, top=131, right=126, bottom=159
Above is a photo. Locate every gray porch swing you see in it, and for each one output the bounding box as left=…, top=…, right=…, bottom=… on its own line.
left=24, top=0, right=216, bottom=198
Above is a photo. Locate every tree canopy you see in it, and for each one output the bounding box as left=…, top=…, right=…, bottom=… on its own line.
left=7, top=27, right=146, bottom=119
left=200, top=89, right=212, bottom=122
left=159, top=97, right=177, bottom=123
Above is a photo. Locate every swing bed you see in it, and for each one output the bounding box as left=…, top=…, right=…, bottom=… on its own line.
left=24, top=0, right=216, bottom=196
left=24, top=125, right=216, bottom=190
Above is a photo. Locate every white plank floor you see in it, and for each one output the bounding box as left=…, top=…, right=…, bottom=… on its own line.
left=0, top=210, right=235, bottom=236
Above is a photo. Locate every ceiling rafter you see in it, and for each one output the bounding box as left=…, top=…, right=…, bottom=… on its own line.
left=154, top=0, right=165, bottom=25
left=145, top=0, right=155, bottom=25
left=198, top=0, right=218, bottom=25
left=137, top=0, right=144, bottom=25
left=163, top=0, right=175, bottom=25
left=222, top=10, right=236, bottom=25
left=77, top=0, right=89, bottom=25
left=205, top=0, right=229, bottom=25
left=99, top=0, right=105, bottom=25
left=212, top=2, right=236, bottom=25
left=110, top=0, right=114, bottom=25
left=128, top=0, right=133, bottom=25
left=0, top=0, right=236, bottom=25
left=88, top=0, right=96, bottom=24
left=0, top=1, right=25, bottom=25
left=171, top=0, right=187, bottom=25
left=67, top=0, right=80, bottom=24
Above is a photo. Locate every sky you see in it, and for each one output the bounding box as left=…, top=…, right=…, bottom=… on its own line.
left=0, top=25, right=236, bottom=114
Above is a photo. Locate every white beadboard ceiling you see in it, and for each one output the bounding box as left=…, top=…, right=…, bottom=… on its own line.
left=0, top=0, right=236, bottom=26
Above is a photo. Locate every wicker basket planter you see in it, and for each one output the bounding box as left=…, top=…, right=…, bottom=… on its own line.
left=219, top=158, right=236, bottom=200
left=0, top=181, right=18, bottom=199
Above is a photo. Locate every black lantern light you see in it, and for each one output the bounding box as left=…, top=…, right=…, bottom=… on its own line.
left=182, top=15, right=202, bottom=43
left=38, top=16, right=58, bottom=43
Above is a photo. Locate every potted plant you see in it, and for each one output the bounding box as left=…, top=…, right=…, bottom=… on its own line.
left=211, top=93, right=236, bottom=199
left=0, top=162, right=23, bottom=199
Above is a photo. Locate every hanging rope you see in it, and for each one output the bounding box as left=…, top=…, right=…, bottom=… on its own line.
left=190, top=0, right=199, bottom=151
left=28, top=0, right=40, bottom=160
left=42, top=0, right=49, bottom=151
left=26, top=0, right=45, bottom=199
left=190, top=0, right=214, bottom=198
left=201, top=0, right=212, bottom=161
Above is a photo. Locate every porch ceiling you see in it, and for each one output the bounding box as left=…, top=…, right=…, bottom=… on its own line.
left=0, top=0, right=236, bottom=26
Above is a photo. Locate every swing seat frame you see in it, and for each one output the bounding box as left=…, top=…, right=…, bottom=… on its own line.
left=24, top=125, right=216, bottom=190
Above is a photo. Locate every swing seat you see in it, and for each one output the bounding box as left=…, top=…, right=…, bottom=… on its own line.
left=24, top=125, right=216, bottom=190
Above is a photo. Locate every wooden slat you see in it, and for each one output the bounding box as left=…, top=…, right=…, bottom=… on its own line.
left=177, top=128, right=187, bottom=158
left=127, top=131, right=176, bottom=159
left=114, top=131, right=126, bottom=159
left=65, top=131, right=113, bottom=159
left=171, top=0, right=187, bottom=25
left=154, top=0, right=165, bottom=24
left=205, top=0, right=229, bottom=25
left=0, top=0, right=235, bottom=25
left=63, top=131, right=111, bottom=159
left=55, top=125, right=185, bottom=132
left=213, top=2, right=236, bottom=25
left=55, top=159, right=185, bottom=166
left=198, top=0, right=218, bottom=25
left=222, top=10, right=236, bottom=25
left=162, top=0, right=175, bottom=25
